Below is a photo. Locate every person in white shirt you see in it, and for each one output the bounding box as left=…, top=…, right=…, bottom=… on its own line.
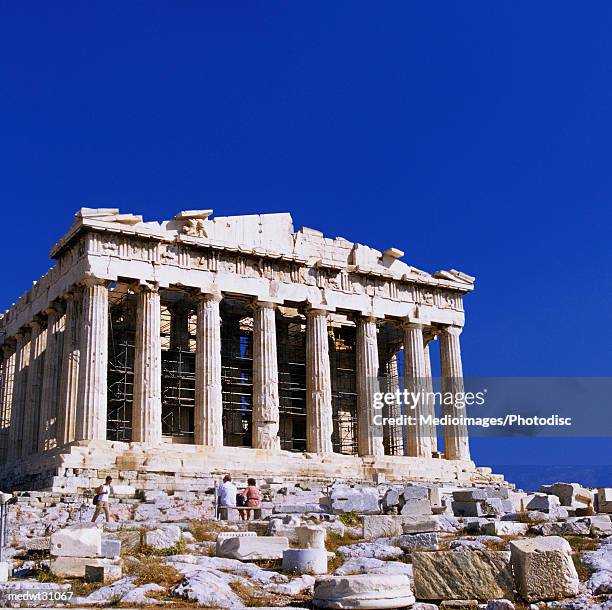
left=91, top=476, right=113, bottom=523
left=217, top=474, right=238, bottom=519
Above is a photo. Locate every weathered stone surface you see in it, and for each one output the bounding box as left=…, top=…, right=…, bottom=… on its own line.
left=334, top=557, right=412, bottom=577
left=330, top=485, right=380, bottom=514
left=50, top=523, right=101, bottom=558
left=453, top=489, right=487, bottom=502
left=536, top=519, right=590, bottom=536
left=85, top=562, right=122, bottom=583
left=412, top=550, right=514, bottom=601
left=282, top=548, right=327, bottom=575
left=597, top=488, right=612, bottom=513
left=172, top=570, right=243, bottom=608
left=486, top=600, right=515, bottom=610
left=216, top=535, right=289, bottom=561
left=583, top=514, right=612, bottom=536
left=439, top=602, right=478, bottom=610
left=297, top=525, right=326, bottom=549
left=265, top=574, right=316, bottom=595
left=398, top=532, right=440, bottom=552
left=526, top=493, right=561, bottom=512
left=542, top=482, right=594, bottom=508
left=400, top=498, right=433, bottom=516
left=50, top=556, right=120, bottom=578
left=144, top=525, right=181, bottom=550
left=313, top=574, right=415, bottom=609
left=509, top=536, right=579, bottom=602
left=481, top=522, right=529, bottom=536
left=100, top=538, right=122, bottom=558
left=337, top=541, right=404, bottom=561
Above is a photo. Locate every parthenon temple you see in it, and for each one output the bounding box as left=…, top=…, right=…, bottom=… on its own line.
left=0, top=209, right=501, bottom=491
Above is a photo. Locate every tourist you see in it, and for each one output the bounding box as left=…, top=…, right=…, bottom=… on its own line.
left=217, top=474, right=238, bottom=520
left=91, top=476, right=113, bottom=523
left=241, top=478, right=262, bottom=521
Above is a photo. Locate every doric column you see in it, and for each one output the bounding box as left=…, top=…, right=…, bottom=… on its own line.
left=356, top=316, right=384, bottom=456
left=57, top=291, right=81, bottom=445
left=23, top=319, right=47, bottom=455
left=383, top=352, right=404, bottom=456
left=195, top=292, right=223, bottom=446
left=0, top=341, right=16, bottom=463
left=38, top=305, right=64, bottom=452
left=305, top=308, right=333, bottom=453
left=439, top=325, right=470, bottom=460
left=132, top=284, right=162, bottom=443
left=423, top=337, right=438, bottom=453
left=7, top=330, right=30, bottom=460
left=170, top=301, right=191, bottom=350
left=75, top=277, right=108, bottom=441
left=403, top=322, right=432, bottom=458
left=251, top=301, right=280, bottom=450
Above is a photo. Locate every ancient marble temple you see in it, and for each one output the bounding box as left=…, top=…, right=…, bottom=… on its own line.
left=0, top=209, right=501, bottom=491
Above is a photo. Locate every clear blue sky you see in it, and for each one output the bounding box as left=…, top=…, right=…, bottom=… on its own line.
left=1, top=3, right=610, bottom=482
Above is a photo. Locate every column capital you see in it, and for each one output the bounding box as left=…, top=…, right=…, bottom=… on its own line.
left=305, top=306, right=329, bottom=318
left=15, top=327, right=31, bottom=341
left=440, top=325, right=463, bottom=337
left=80, top=274, right=109, bottom=288
left=27, top=318, right=44, bottom=332
left=253, top=300, right=277, bottom=310
left=1, top=338, right=16, bottom=356
left=132, top=280, right=159, bottom=294
left=196, top=291, right=222, bottom=303
left=43, top=303, right=63, bottom=318
left=62, top=286, right=83, bottom=302
left=402, top=320, right=425, bottom=330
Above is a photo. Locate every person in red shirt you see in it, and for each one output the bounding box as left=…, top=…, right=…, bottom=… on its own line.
left=240, top=478, right=262, bottom=521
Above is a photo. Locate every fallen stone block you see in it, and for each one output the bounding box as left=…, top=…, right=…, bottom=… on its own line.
left=413, top=550, right=514, bottom=601
left=51, top=524, right=101, bottom=558
left=297, top=525, right=326, bottom=549
left=144, top=525, right=181, bottom=550
left=481, top=522, right=529, bottom=537
left=398, top=532, right=440, bottom=552
left=403, top=486, right=429, bottom=500
left=453, top=489, right=487, bottom=502
left=597, top=488, right=612, bottom=514
left=0, top=562, right=9, bottom=583
left=536, top=519, right=590, bottom=536
left=382, top=488, right=401, bottom=510
left=582, top=514, right=612, bottom=536
left=440, top=602, right=479, bottom=610
left=85, top=563, right=122, bottom=583
left=101, top=538, right=122, bottom=558
left=329, top=485, right=380, bottom=514
left=400, top=498, right=432, bottom=515
left=283, top=548, right=327, bottom=575
left=313, top=574, right=415, bottom=609
left=337, top=541, right=404, bottom=561
left=526, top=493, right=560, bottom=512
left=509, top=536, right=579, bottom=602
left=216, top=535, right=289, bottom=561
left=543, top=482, right=594, bottom=508
left=50, top=557, right=120, bottom=578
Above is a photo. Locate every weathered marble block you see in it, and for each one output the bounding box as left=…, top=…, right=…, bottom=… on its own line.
left=509, top=536, right=579, bottom=602
left=50, top=524, right=101, bottom=558
left=216, top=535, right=289, bottom=561
left=412, top=550, right=514, bottom=601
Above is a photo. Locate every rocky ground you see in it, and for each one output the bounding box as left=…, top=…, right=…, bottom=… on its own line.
left=0, top=480, right=610, bottom=609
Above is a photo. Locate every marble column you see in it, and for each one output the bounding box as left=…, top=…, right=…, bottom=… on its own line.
left=383, top=352, right=404, bottom=456
left=252, top=301, right=280, bottom=450
left=132, top=284, right=162, bottom=444
left=23, top=319, right=47, bottom=455
left=403, top=322, right=432, bottom=458
left=7, top=330, right=30, bottom=461
left=0, top=341, right=16, bottom=463
left=75, top=278, right=108, bottom=441
left=439, top=325, right=470, bottom=460
left=38, top=305, right=64, bottom=452
left=305, top=308, right=333, bottom=453
left=57, top=291, right=81, bottom=446
left=356, top=316, right=384, bottom=456
left=423, top=337, right=438, bottom=453
left=195, top=293, right=223, bottom=446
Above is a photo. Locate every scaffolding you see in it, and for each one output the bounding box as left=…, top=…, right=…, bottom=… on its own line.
left=220, top=298, right=253, bottom=447
left=329, top=323, right=358, bottom=455
left=276, top=311, right=307, bottom=452
left=107, top=289, right=135, bottom=441
left=160, top=300, right=196, bottom=437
